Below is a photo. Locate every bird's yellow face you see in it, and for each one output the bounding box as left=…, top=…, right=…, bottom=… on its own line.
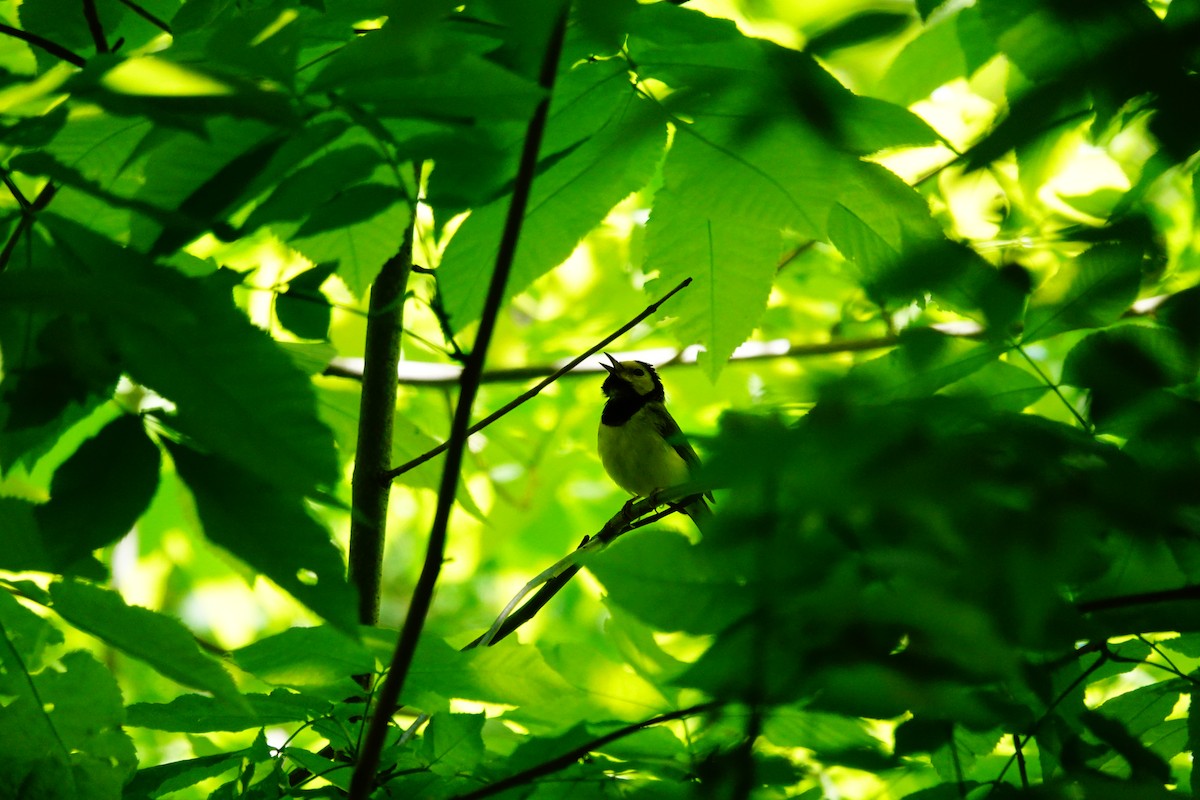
left=601, top=354, right=662, bottom=399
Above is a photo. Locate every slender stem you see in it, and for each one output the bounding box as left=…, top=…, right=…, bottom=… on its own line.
left=449, top=703, right=718, bottom=800
left=82, top=0, right=109, bottom=53
left=348, top=235, right=412, bottom=626
left=348, top=8, right=569, bottom=797
left=381, top=277, right=695, bottom=481
left=113, top=0, right=171, bottom=33
left=1012, top=734, right=1029, bottom=788
left=1076, top=583, right=1200, bottom=613
left=989, top=651, right=1108, bottom=793
left=1, top=167, right=31, bottom=210
left=0, top=184, right=58, bottom=274
left=1012, top=342, right=1091, bottom=432
left=0, top=23, right=87, bottom=66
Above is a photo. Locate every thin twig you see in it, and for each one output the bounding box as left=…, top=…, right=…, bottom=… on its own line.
left=0, top=184, right=57, bottom=274
left=113, top=0, right=171, bottom=33
left=449, top=703, right=719, bottom=800
left=1, top=167, right=31, bottom=210
left=381, top=277, right=695, bottom=482
left=348, top=8, right=570, bottom=797
left=1076, top=584, right=1200, bottom=613
left=1011, top=342, right=1091, bottom=432
left=989, top=651, right=1109, bottom=794
left=82, top=0, right=109, bottom=53
left=0, top=23, right=87, bottom=66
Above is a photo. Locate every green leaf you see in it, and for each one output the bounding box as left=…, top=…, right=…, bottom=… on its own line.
left=242, top=144, right=382, bottom=232
left=232, top=625, right=372, bottom=701
left=807, top=11, right=913, bottom=56
left=1023, top=242, right=1143, bottom=343
left=644, top=209, right=780, bottom=380
left=126, top=689, right=330, bottom=732
left=276, top=262, right=337, bottom=341
left=0, top=497, right=51, bottom=573
left=880, top=7, right=989, bottom=105
left=836, top=328, right=1005, bottom=404
left=0, top=649, right=136, bottom=799
left=124, top=753, right=242, bottom=800
left=1081, top=709, right=1171, bottom=784
left=169, top=444, right=357, bottom=631
left=587, top=529, right=751, bottom=635
left=49, top=577, right=244, bottom=707
left=764, top=707, right=892, bottom=769
left=939, top=359, right=1049, bottom=412
left=1062, top=325, right=1198, bottom=390
left=33, top=415, right=160, bottom=571
left=438, top=95, right=666, bottom=329
left=291, top=183, right=411, bottom=297
left=0, top=587, right=64, bottom=671
left=36, top=215, right=339, bottom=492
left=420, top=712, right=486, bottom=776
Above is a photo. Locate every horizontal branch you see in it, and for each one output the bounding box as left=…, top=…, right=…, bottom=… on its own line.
left=327, top=329, right=919, bottom=387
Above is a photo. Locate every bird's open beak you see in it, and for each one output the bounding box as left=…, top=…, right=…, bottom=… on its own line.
left=601, top=352, right=620, bottom=374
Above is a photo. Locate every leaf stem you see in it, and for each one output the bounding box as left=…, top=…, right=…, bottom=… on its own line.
left=1011, top=342, right=1091, bottom=432
left=348, top=235, right=412, bottom=626
left=347, top=7, right=570, bottom=797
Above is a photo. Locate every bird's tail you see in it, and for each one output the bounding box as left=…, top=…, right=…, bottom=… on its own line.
left=682, top=494, right=713, bottom=532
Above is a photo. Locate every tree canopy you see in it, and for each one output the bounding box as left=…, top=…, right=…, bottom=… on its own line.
left=1, top=0, right=1200, bottom=797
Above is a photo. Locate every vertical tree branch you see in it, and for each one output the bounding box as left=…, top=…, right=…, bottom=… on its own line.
left=82, top=0, right=110, bottom=54
left=348, top=233, right=412, bottom=626
left=348, top=6, right=570, bottom=797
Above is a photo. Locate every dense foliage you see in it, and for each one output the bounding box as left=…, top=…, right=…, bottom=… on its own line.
left=2, top=0, right=1199, bottom=797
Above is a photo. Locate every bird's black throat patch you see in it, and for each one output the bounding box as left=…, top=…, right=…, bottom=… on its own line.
left=601, top=392, right=649, bottom=426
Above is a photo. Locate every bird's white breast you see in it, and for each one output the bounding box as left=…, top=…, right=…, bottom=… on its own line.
left=598, top=406, right=690, bottom=497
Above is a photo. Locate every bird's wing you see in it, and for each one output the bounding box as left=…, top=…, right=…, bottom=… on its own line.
left=649, top=403, right=713, bottom=501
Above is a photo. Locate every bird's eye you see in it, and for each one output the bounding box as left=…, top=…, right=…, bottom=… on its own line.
left=632, top=369, right=644, bottom=376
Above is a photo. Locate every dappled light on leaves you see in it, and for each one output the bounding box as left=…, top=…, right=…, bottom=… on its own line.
left=1, top=0, right=1198, bottom=797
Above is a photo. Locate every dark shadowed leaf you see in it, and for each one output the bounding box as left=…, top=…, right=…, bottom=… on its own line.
left=169, top=444, right=357, bottom=631
left=34, top=414, right=160, bottom=571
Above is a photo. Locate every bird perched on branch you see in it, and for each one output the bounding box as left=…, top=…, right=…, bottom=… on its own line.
left=597, top=353, right=712, bottom=530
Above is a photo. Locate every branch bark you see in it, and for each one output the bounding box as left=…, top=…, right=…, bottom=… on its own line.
left=348, top=6, right=570, bottom=796
left=348, top=235, right=412, bottom=625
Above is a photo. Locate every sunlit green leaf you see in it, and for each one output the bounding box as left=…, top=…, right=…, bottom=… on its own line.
left=50, top=577, right=244, bottom=706
left=1023, top=242, right=1144, bottom=343
left=439, top=94, right=666, bottom=329
left=126, top=689, right=330, bottom=732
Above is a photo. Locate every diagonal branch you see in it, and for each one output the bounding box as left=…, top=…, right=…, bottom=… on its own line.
left=465, top=485, right=704, bottom=650
left=449, top=702, right=719, bottom=800
left=0, top=184, right=58, bottom=274
left=114, top=0, right=172, bottom=33
left=382, top=276, right=694, bottom=482
left=0, top=23, right=87, bottom=66
left=348, top=6, right=571, bottom=797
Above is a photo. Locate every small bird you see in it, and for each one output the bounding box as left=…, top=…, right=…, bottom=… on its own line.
left=597, top=353, right=711, bottom=530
